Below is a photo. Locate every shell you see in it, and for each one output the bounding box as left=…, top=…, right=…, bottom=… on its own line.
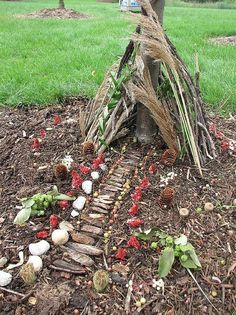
left=160, top=149, right=177, bottom=166
left=27, top=256, right=43, bottom=272
left=82, top=180, right=93, bottom=195
left=52, top=229, right=69, bottom=245
left=83, top=141, right=94, bottom=156
left=204, top=202, right=214, bottom=211
left=29, top=240, right=50, bottom=256
left=0, top=271, right=12, bottom=287
left=159, top=187, right=175, bottom=206
left=91, top=172, right=100, bottom=180
left=179, top=208, right=189, bottom=217
left=73, top=196, right=86, bottom=210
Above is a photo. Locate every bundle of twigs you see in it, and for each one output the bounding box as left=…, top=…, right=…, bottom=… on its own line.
left=81, top=0, right=216, bottom=174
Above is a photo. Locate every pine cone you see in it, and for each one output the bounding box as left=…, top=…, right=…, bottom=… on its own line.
left=54, top=163, right=68, bottom=180
left=159, top=187, right=175, bottom=206
left=83, top=141, right=94, bottom=156
left=160, top=149, right=177, bottom=166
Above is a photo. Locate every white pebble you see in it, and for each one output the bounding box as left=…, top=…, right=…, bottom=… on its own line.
left=91, top=172, right=100, bottom=180
left=71, top=210, right=79, bottom=217
left=0, top=271, right=12, bottom=287
left=27, top=256, right=43, bottom=272
left=100, top=164, right=107, bottom=171
left=73, top=196, right=86, bottom=210
left=52, top=229, right=69, bottom=245
left=29, top=240, right=50, bottom=256
left=82, top=180, right=93, bottom=195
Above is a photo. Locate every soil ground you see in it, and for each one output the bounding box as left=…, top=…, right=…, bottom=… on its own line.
left=209, top=36, right=236, bottom=45
left=17, top=8, right=88, bottom=19
left=0, top=98, right=235, bottom=315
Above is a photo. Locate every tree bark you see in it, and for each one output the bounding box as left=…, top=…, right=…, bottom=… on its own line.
left=136, top=0, right=165, bottom=143
left=58, top=0, right=65, bottom=9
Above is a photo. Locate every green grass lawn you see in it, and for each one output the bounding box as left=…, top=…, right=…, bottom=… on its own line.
left=0, top=0, right=235, bottom=114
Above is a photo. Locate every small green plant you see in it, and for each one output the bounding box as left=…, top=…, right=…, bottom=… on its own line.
left=136, top=228, right=201, bottom=278
left=14, top=186, right=75, bottom=226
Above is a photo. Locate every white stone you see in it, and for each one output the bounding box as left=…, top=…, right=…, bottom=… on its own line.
left=0, top=271, right=12, bottom=287
left=27, top=256, right=43, bottom=272
left=100, top=164, right=107, bottom=171
left=91, top=172, right=99, bottom=180
left=52, top=229, right=69, bottom=246
left=82, top=180, right=93, bottom=195
left=29, top=240, right=50, bottom=256
left=73, top=196, right=86, bottom=210
left=71, top=210, right=79, bottom=217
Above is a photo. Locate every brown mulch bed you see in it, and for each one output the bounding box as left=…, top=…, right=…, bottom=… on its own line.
left=209, top=36, right=236, bottom=45
left=0, top=98, right=235, bottom=315
left=17, top=8, right=88, bottom=20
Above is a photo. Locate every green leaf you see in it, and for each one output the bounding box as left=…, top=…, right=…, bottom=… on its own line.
left=51, top=186, right=59, bottom=196
left=14, top=207, right=32, bottom=225
left=136, top=228, right=161, bottom=241
left=99, top=117, right=105, bottom=134
left=188, top=248, right=201, bottom=268
left=179, top=256, right=198, bottom=269
left=54, top=194, right=75, bottom=201
left=21, top=198, right=35, bottom=208
left=175, top=234, right=188, bottom=246
left=158, top=247, right=175, bottom=278
left=103, top=106, right=109, bottom=119
left=179, top=243, right=194, bottom=252
left=107, top=100, right=117, bottom=110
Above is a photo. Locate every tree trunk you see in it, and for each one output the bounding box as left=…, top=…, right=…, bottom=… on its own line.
left=136, top=0, right=165, bottom=143
left=58, top=0, right=65, bottom=9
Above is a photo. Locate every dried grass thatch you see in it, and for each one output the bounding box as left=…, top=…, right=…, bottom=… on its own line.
left=81, top=0, right=216, bottom=174
left=129, top=54, right=179, bottom=151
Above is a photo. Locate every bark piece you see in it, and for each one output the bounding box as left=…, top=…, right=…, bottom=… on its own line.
left=88, top=213, right=105, bottom=219
left=106, top=180, right=123, bottom=188
left=80, top=214, right=104, bottom=227
left=112, top=172, right=123, bottom=178
left=63, top=248, right=95, bottom=267
left=100, top=184, right=121, bottom=192
left=67, top=242, right=103, bottom=256
left=120, top=160, right=137, bottom=166
left=98, top=194, right=115, bottom=200
left=71, top=232, right=95, bottom=245
left=93, top=198, right=113, bottom=205
left=81, top=225, right=103, bottom=236
left=92, top=202, right=112, bottom=210
left=109, top=176, right=124, bottom=183
left=50, top=260, right=86, bottom=274
left=90, top=206, right=109, bottom=214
